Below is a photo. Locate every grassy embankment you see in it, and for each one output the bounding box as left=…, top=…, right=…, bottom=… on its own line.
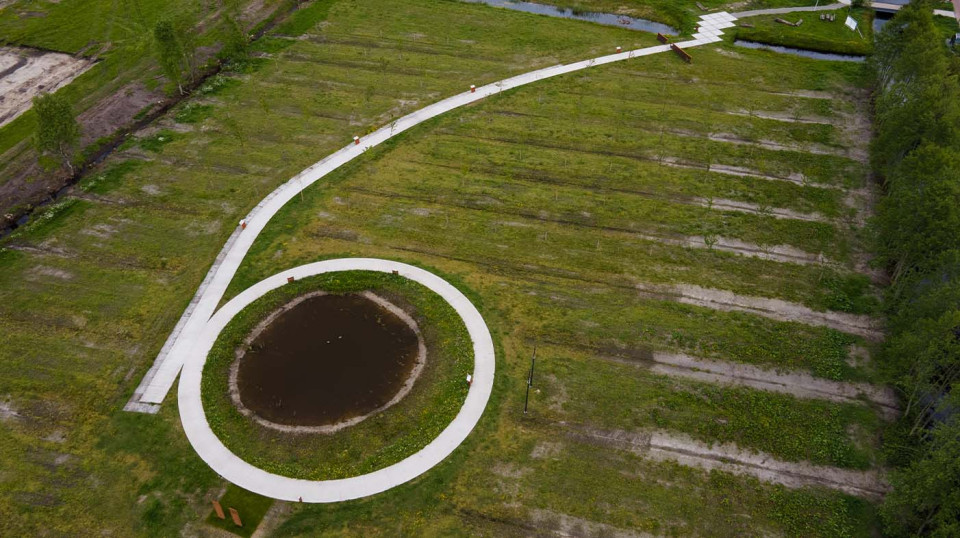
left=0, top=0, right=667, bottom=535
left=735, top=7, right=874, bottom=55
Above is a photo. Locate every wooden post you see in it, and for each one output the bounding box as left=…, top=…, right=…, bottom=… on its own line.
left=212, top=500, right=225, bottom=520
left=229, top=507, right=242, bottom=527
left=287, top=276, right=295, bottom=284
left=353, top=136, right=360, bottom=145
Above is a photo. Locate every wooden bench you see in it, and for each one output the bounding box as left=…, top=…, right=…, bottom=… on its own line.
left=657, top=33, right=670, bottom=44
left=671, top=43, right=692, bottom=63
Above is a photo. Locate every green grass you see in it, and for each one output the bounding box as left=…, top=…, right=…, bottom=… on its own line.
left=0, top=0, right=888, bottom=535
left=0, top=0, right=286, bottom=173
left=205, top=485, right=273, bottom=537
left=735, top=8, right=875, bottom=55
left=202, top=270, right=474, bottom=480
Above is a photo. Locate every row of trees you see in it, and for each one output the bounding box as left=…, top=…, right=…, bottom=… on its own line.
left=154, top=12, right=248, bottom=95
left=869, top=1, right=960, bottom=536
left=33, top=12, right=249, bottom=173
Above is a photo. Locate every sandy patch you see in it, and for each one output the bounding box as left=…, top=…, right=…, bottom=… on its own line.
left=634, top=282, right=884, bottom=340
left=27, top=264, right=74, bottom=281
left=530, top=508, right=655, bottom=538
left=0, top=46, right=94, bottom=128
left=697, top=196, right=832, bottom=223
left=568, top=426, right=889, bottom=499
left=597, top=348, right=897, bottom=419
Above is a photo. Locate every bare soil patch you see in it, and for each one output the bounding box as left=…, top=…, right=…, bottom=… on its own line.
left=0, top=46, right=94, bottom=128
left=635, top=282, right=884, bottom=340
left=568, top=426, right=889, bottom=499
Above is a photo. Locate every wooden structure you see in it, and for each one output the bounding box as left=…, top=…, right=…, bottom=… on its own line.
left=670, top=44, right=692, bottom=64
left=657, top=33, right=670, bottom=44
left=211, top=500, right=225, bottom=520
left=229, top=507, right=242, bottom=527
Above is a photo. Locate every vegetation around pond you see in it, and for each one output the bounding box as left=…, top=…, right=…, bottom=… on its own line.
left=735, top=7, right=875, bottom=55
left=202, top=270, right=474, bottom=481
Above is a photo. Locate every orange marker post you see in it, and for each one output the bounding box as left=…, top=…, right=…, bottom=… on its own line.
left=212, top=500, right=225, bottom=520
left=229, top=507, right=242, bottom=527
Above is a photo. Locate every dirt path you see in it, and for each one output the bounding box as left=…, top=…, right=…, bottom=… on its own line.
left=568, top=426, right=889, bottom=499
left=530, top=509, right=655, bottom=538
left=635, top=282, right=884, bottom=340
left=587, top=347, right=898, bottom=418
left=696, top=197, right=832, bottom=223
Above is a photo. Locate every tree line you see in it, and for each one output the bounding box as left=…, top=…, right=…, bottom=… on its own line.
left=32, top=10, right=249, bottom=173
left=870, top=1, right=960, bottom=535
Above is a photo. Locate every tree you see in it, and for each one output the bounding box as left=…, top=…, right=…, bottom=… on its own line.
left=219, top=13, right=248, bottom=63
left=881, top=417, right=960, bottom=537
left=33, top=92, right=80, bottom=174
left=154, top=18, right=195, bottom=94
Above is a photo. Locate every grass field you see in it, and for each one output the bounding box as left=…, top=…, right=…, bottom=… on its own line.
left=0, top=0, right=890, bottom=535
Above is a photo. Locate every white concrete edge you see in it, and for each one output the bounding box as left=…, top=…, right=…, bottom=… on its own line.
left=178, top=258, right=496, bottom=502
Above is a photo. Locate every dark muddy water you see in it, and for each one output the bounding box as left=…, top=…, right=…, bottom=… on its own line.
left=237, top=293, right=421, bottom=427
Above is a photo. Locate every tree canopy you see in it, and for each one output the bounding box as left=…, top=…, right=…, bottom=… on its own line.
left=33, top=92, right=80, bottom=173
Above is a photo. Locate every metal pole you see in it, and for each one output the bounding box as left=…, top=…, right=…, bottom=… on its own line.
left=529, top=345, right=537, bottom=387
left=523, top=381, right=530, bottom=414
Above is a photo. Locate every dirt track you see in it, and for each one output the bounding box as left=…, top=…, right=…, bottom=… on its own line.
left=568, top=426, right=889, bottom=499
left=0, top=47, right=93, bottom=128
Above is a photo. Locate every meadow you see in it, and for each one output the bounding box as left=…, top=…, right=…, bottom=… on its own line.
left=0, top=0, right=890, bottom=536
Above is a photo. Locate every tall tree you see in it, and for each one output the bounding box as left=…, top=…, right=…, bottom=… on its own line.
left=881, top=417, right=960, bottom=537
left=33, top=92, right=80, bottom=174
left=154, top=18, right=194, bottom=95
left=219, top=13, right=248, bottom=63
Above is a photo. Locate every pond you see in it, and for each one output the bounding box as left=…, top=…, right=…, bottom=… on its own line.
left=464, top=0, right=678, bottom=35
left=733, top=39, right=866, bottom=62
left=234, top=293, right=424, bottom=429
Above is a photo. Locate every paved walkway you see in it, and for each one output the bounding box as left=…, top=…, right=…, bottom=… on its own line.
left=179, top=258, right=496, bottom=502
left=127, top=12, right=738, bottom=412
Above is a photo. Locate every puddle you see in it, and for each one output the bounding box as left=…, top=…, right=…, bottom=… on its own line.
left=733, top=39, right=866, bottom=62
left=236, top=293, right=422, bottom=428
left=464, top=0, right=677, bottom=35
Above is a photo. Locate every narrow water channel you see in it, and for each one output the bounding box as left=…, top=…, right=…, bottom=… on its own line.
left=734, top=39, right=867, bottom=62
left=463, top=0, right=678, bottom=35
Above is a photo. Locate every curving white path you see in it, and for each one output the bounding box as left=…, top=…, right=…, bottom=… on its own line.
left=127, top=13, right=737, bottom=413
left=179, top=258, right=495, bottom=502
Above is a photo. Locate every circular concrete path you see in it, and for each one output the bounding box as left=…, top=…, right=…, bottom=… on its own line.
left=178, top=258, right=495, bottom=503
